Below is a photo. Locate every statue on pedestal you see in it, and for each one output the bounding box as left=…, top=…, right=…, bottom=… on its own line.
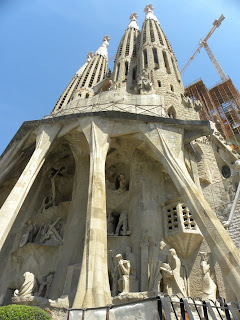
left=14, top=272, right=37, bottom=298
left=160, top=248, right=187, bottom=297
left=149, top=241, right=167, bottom=292
left=115, top=254, right=130, bottom=293
left=200, top=252, right=217, bottom=301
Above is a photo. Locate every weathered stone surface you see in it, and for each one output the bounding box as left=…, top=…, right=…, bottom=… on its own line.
left=1, top=4, right=240, bottom=319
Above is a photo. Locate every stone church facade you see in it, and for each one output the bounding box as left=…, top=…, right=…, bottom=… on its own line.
left=0, top=4, right=240, bottom=319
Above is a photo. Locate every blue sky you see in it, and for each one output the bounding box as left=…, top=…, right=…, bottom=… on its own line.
left=1, top=0, right=240, bottom=155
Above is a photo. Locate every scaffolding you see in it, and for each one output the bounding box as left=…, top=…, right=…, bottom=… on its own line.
left=185, top=78, right=240, bottom=152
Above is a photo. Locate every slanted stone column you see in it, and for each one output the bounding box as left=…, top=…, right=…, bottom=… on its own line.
left=0, top=133, right=30, bottom=184
left=140, top=235, right=150, bottom=291
left=0, top=124, right=61, bottom=250
left=138, top=122, right=240, bottom=300
left=73, top=119, right=112, bottom=308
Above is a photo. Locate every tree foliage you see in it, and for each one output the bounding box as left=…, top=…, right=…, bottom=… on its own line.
left=0, top=304, right=52, bottom=320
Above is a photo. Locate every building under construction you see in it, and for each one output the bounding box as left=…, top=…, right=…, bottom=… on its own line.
left=185, top=78, right=240, bottom=152
left=181, top=14, right=240, bottom=152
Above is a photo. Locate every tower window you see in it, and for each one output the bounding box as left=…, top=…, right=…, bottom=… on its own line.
left=132, top=66, right=137, bottom=81
left=116, top=63, right=120, bottom=81
left=156, top=26, right=164, bottom=45
left=171, top=57, right=180, bottom=82
left=162, top=30, right=173, bottom=53
left=167, top=106, right=176, bottom=119
left=125, top=32, right=131, bottom=57
left=86, top=93, right=89, bottom=98
left=143, top=23, right=147, bottom=44
left=143, top=50, right=148, bottom=68
left=222, top=165, right=231, bottom=178
left=158, top=80, right=161, bottom=87
left=125, top=61, right=129, bottom=77
left=162, top=51, right=171, bottom=74
left=149, top=20, right=155, bottom=42
left=118, top=42, right=123, bottom=58
left=152, top=48, right=159, bottom=64
left=170, top=85, right=174, bottom=92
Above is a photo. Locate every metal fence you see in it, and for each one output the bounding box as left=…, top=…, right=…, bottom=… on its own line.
left=64, top=295, right=240, bottom=320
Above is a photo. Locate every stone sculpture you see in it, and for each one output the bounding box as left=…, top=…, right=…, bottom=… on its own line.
left=160, top=248, right=187, bottom=297
left=109, top=250, right=118, bottom=297
left=14, top=272, right=38, bottom=298
left=200, top=252, right=217, bottom=301
left=126, top=247, right=136, bottom=277
left=138, top=68, right=153, bottom=93
left=115, top=253, right=130, bottom=293
left=149, top=241, right=167, bottom=292
left=19, top=221, right=39, bottom=247
left=107, top=212, right=115, bottom=235
left=36, top=272, right=55, bottom=299
left=116, top=173, right=127, bottom=191
left=115, top=210, right=128, bottom=236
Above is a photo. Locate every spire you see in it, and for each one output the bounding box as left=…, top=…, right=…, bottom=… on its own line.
left=51, top=51, right=94, bottom=114
left=128, top=13, right=140, bottom=30
left=112, top=13, right=140, bottom=91
left=137, top=3, right=183, bottom=101
left=95, top=35, right=111, bottom=60
left=76, top=51, right=93, bottom=77
left=144, top=4, right=158, bottom=22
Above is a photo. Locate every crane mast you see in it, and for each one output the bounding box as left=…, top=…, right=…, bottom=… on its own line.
left=181, top=14, right=227, bottom=81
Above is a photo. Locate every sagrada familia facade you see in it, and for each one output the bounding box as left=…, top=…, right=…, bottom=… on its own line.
left=0, top=4, right=240, bottom=319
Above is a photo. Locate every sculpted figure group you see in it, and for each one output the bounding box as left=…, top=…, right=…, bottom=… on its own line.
left=19, top=218, right=65, bottom=247
left=109, top=240, right=217, bottom=301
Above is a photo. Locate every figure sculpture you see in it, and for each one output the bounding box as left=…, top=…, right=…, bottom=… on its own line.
left=200, top=252, right=217, bottom=301
left=107, top=212, right=115, bottom=235
left=138, top=68, right=153, bottom=94
left=19, top=221, right=39, bottom=247
left=126, top=246, right=137, bottom=277
left=36, top=272, right=55, bottom=299
left=116, top=173, right=127, bottom=191
left=14, top=272, right=37, bottom=298
left=109, top=250, right=118, bottom=296
left=160, top=248, right=187, bottom=297
left=115, top=254, right=130, bottom=293
left=149, top=241, right=167, bottom=292
left=115, top=210, right=128, bottom=236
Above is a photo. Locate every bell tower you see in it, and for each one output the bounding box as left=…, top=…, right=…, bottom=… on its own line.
left=112, top=13, right=140, bottom=92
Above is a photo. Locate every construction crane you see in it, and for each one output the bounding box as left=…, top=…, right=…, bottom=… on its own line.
left=181, top=14, right=228, bottom=81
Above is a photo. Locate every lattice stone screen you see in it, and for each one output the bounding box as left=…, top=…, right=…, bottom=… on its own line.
left=162, top=198, right=203, bottom=258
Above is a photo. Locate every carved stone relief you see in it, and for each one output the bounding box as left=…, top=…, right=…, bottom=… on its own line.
left=19, top=217, right=65, bottom=247
left=35, top=272, right=55, bottom=299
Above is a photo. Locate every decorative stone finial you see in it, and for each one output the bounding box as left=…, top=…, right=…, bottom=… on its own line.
left=86, top=51, right=94, bottom=63
left=76, top=51, right=94, bottom=76
left=144, top=4, right=158, bottom=22
left=95, top=35, right=111, bottom=59
left=128, top=13, right=140, bottom=30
